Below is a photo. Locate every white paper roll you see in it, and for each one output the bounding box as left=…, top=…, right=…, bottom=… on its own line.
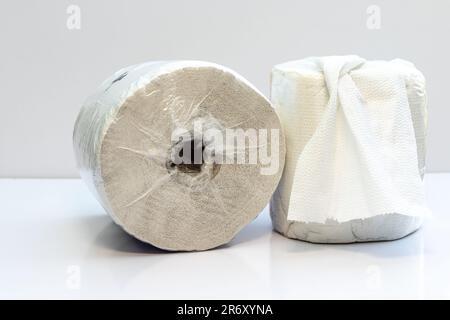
left=73, top=61, right=285, bottom=251
left=270, top=56, right=429, bottom=243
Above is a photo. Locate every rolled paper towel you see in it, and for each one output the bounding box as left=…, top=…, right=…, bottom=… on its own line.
left=74, top=61, right=285, bottom=251
left=270, top=56, right=429, bottom=243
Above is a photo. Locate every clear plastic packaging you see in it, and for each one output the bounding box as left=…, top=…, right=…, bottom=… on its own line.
left=73, top=61, right=285, bottom=251
left=271, top=56, right=429, bottom=243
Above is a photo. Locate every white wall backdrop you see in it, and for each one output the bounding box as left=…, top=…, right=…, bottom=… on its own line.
left=0, top=0, right=448, bottom=177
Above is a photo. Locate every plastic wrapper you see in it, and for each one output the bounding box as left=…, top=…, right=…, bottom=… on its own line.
left=270, top=56, right=429, bottom=243
left=73, top=61, right=285, bottom=251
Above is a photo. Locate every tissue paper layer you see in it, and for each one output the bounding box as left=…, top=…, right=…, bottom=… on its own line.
left=270, top=56, right=428, bottom=243
left=74, top=61, right=285, bottom=251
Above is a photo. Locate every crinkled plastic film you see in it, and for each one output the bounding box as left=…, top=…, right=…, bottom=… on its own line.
left=270, top=56, right=429, bottom=243
left=73, top=61, right=285, bottom=251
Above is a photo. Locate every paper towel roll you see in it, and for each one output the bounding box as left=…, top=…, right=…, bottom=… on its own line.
left=270, top=56, right=428, bottom=243
left=73, top=61, right=285, bottom=251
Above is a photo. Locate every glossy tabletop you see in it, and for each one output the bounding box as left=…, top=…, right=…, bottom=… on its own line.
left=1, top=174, right=449, bottom=299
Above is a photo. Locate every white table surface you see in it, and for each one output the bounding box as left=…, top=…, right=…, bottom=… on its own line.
left=1, top=173, right=449, bottom=299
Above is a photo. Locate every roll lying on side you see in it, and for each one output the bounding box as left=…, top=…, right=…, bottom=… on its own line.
left=74, top=61, right=285, bottom=251
left=270, top=56, right=429, bottom=243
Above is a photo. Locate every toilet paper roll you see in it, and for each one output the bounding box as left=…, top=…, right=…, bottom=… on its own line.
left=74, top=61, right=285, bottom=251
left=270, top=56, right=429, bottom=243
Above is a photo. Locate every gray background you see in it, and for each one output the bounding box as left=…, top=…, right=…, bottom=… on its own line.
left=0, top=0, right=448, bottom=178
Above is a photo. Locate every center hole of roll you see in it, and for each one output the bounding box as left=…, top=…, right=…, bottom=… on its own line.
left=168, top=137, right=205, bottom=174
